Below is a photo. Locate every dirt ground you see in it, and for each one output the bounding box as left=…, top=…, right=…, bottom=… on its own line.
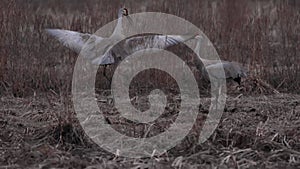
left=0, top=92, right=300, bottom=169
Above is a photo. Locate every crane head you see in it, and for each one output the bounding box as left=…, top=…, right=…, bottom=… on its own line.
left=118, top=7, right=129, bottom=17
left=119, top=7, right=133, bottom=25
left=122, top=7, right=129, bottom=16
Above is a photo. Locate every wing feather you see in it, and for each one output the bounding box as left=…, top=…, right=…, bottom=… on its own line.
left=45, top=29, right=101, bottom=53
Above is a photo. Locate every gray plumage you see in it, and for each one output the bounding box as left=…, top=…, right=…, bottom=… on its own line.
left=203, top=61, right=248, bottom=85
left=46, top=7, right=197, bottom=83
left=46, top=31, right=197, bottom=66
left=194, top=35, right=248, bottom=85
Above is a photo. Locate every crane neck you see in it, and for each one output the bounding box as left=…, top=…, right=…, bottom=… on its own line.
left=195, top=37, right=208, bottom=62
left=195, top=36, right=218, bottom=65
left=112, top=10, right=123, bottom=37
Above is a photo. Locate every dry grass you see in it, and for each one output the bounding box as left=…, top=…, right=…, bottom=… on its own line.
left=0, top=0, right=299, bottom=96
left=1, top=0, right=300, bottom=168
left=0, top=93, right=299, bottom=168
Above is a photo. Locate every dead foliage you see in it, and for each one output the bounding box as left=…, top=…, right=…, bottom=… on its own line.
left=0, top=0, right=300, bottom=96
left=1, top=93, right=300, bottom=168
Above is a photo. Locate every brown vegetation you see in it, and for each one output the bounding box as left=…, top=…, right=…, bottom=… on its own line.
left=0, top=0, right=299, bottom=96
left=1, top=0, right=300, bottom=168
left=1, top=93, right=300, bottom=168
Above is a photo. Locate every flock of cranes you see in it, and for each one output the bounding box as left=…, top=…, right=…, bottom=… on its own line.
left=46, top=7, right=248, bottom=86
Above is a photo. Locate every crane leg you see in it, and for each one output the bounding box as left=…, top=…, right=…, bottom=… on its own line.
left=212, top=80, right=225, bottom=111
left=103, top=65, right=112, bottom=87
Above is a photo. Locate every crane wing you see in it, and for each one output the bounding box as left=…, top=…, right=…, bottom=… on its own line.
left=45, top=29, right=100, bottom=53
left=123, top=34, right=197, bottom=52
left=46, top=29, right=197, bottom=66
left=46, top=29, right=116, bottom=65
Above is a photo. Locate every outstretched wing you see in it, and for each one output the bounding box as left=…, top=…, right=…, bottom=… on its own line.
left=126, top=35, right=196, bottom=51
left=46, top=29, right=116, bottom=65
left=150, top=34, right=196, bottom=48
left=124, top=34, right=197, bottom=52
left=106, top=34, right=197, bottom=62
left=46, top=29, right=197, bottom=66
left=45, top=29, right=102, bottom=53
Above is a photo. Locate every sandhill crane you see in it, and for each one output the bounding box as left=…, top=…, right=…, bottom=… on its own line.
left=46, top=7, right=197, bottom=81
left=194, top=35, right=247, bottom=85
